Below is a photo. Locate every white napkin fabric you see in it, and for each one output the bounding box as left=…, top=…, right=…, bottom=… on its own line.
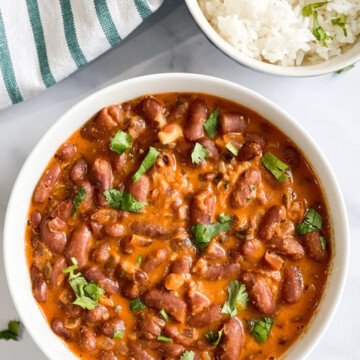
left=0, top=0, right=164, bottom=110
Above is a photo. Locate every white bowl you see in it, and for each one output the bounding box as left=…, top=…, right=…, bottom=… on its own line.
left=185, top=0, right=360, bottom=77
left=4, top=73, right=349, bottom=359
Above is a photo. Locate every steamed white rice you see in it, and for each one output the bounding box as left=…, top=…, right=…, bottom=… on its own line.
left=198, top=0, right=360, bottom=66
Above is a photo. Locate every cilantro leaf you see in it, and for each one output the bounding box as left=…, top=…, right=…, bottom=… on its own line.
left=0, top=320, right=21, bottom=341
left=129, top=298, right=147, bottom=312
left=320, top=235, right=327, bottom=250
left=218, top=213, right=232, bottom=225
left=113, top=330, right=124, bottom=339
left=157, top=335, right=172, bottom=342
left=159, top=309, right=171, bottom=322
left=312, top=11, right=332, bottom=46
left=63, top=258, right=104, bottom=310
left=225, top=142, right=238, bottom=156
left=191, top=220, right=231, bottom=252
left=191, top=143, right=209, bottom=164
left=248, top=317, right=274, bottom=344
left=331, top=14, right=348, bottom=36
left=205, top=329, right=223, bottom=347
left=133, top=147, right=159, bottom=182
left=221, top=280, right=249, bottom=317
left=110, top=130, right=132, bottom=155
left=104, top=189, right=147, bottom=213
left=204, top=108, right=219, bottom=138
left=295, top=208, right=323, bottom=235
left=180, top=351, right=195, bottom=360
left=71, top=187, right=87, bottom=215
left=262, top=152, right=290, bottom=182
left=336, top=64, right=354, bottom=74
left=136, top=255, right=144, bottom=266
left=302, top=1, right=327, bottom=17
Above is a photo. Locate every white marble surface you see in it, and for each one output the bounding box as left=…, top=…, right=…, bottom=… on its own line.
left=0, top=1, right=359, bottom=359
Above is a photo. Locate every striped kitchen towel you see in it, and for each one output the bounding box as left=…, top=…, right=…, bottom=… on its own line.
left=0, top=0, right=163, bottom=110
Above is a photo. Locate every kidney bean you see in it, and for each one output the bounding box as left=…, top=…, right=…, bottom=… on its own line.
left=51, top=200, right=72, bottom=222
left=284, top=145, right=301, bottom=169
left=101, top=317, right=125, bottom=338
left=282, top=266, right=304, bottom=304
left=130, top=221, right=170, bottom=238
left=79, top=326, right=97, bottom=351
left=301, top=231, right=328, bottom=263
left=92, top=243, right=111, bottom=264
left=241, top=272, right=275, bottom=315
left=30, top=211, right=42, bottom=228
left=230, top=168, right=260, bottom=208
left=70, top=158, right=88, bottom=184
left=193, top=260, right=241, bottom=280
left=205, top=242, right=226, bottom=260
left=184, top=100, right=207, bottom=141
left=165, top=273, right=185, bottom=291
left=220, top=112, right=247, bottom=133
left=99, top=351, right=117, bottom=360
left=87, top=305, right=110, bottom=323
left=127, top=175, right=149, bottom=202
left=82, top=267, right=119, bottom=295
left=163, top=324, right=197, bottom=347
left=33, top=274, right=48, bottom=303
left=33, top=162, right=61, bottom=203
left=138, top=312, right=165, bottom=340
left=51, top=318, right=72, bottom=339
left=143, top=289, right=187, bottom=323
left=170, top=256, right=192, bottom=275
left=190, top=189, right=216, bottom=225
left=67, top=303, right=83, bottom=318
left=92, top=158, right=114, bottom=206
left=269, top=236, right=305, bottom=260
left=128, top=116, right=146, bottom=139
left=198, top=138, right=219, bottom=159
left=128, top=343, right=155, bottom=360
left=258, top=205, right=283, bottom=241
left=41, top=217, right=67, bottom=254
left=87, top=105, right=123, bottom=139
left=238, top=141, right=263, bottom=161
left=65, top=225, right=92, bottom=269
left=188, top=288, right=211, bottom=315
left=119, top=236, right=134, bottom=255
left=263, top=251, right=284, bottom=271
left=141, top=98, right=166, bottom=128
left=217, top=317, right=244, bottom=360
left=104, top=223, right=125, bottom=238
left=140, top=339, right=185, bottom=357
left=51, top=256, right=66, bottom=288
left=56, top=143, right=76, bottom=161
left=187, top=304, right=223, bottom=328
left=141, top=248, right=168, bottom=273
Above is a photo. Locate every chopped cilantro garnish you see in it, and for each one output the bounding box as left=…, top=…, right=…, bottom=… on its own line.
left=320, top=235, right=327, bottom=250
left=180, top=351, right=195, bottom=360
left=205, top=329, right=223, bottom=347
left=104, top=189, right=147, bottom=213
left=71, top=186, right=87, bottom=215
left=262, top=152, right=290, bottom=182
left=296, top=208, right=323, bottom=235
left=191, top=143, right=209, bottom=164
left=0, top=320, right=21, bottom=341
left=133, top=147, right=159, bottom=182
left=110, top=130, right=132, bottom=154
left=204, top=108, right=220, bottom=138
left=336, top=64, right=354, bottom=74
left=248, top=317, right=274, bottom=344
left=225, top=142, right=238, bottom=156
left=159, top=309, right=170, bottom=322
left=113, top=330, right=124, bottom=339
left=136, top=255, right=144, bottom=266
left=221, top=280, right=249, bottom=317
left=157, top=334, right=172, bottom=342
left=129, top=298, right=147, bottom=312
left=331, top=14, right=347, bottom=36
left=63, top=258, right=104, bottom=310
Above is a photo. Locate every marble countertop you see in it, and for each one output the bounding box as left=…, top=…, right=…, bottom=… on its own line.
left=0, top=1, right=359, bottom=359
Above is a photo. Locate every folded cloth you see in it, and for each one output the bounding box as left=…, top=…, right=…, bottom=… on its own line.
left=0, top=0, right=163, bottom=110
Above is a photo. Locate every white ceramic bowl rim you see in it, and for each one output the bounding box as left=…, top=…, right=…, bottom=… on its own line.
left=3, top=73, right=349, bottom=360
left=184, top=0, right=360, bottom=77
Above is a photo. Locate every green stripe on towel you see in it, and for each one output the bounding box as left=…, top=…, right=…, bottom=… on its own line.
left=94, top=0, right=121, bottom=46
left=26, top=0, right=56, bottom=88
left=60, top=0, right=87, bottom=68
left=134, top=0, right=152, bottom=20
left=0, top=11, right=23, bottom=104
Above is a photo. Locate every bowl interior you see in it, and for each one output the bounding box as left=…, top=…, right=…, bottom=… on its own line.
left=185, top=0, right=360, bottom=77
left=4, top=73, right=349, bottom=360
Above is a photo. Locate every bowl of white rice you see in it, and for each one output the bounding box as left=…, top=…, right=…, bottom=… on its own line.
left=185, top=0, right=360, bottom=76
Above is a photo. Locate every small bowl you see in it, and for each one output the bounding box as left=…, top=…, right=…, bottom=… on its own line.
left=4, top=73, right=349, bottom=359
left=185, top=0, right=360, bottom=77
